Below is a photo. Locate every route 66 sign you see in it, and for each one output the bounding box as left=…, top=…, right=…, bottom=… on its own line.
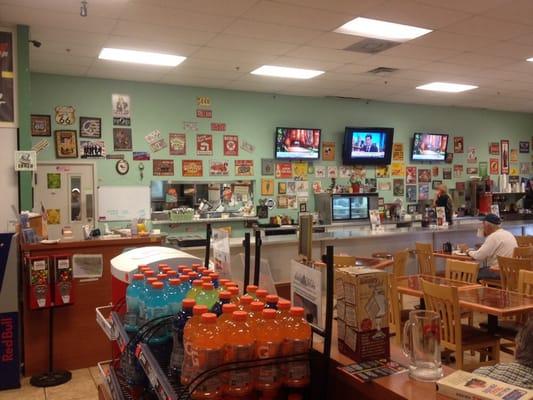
left=55, top=106, right=75, bottom=125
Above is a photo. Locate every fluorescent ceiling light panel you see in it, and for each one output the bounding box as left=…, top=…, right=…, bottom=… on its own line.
left=526, top=57, right=533, bottom=62
left=98, top=48, right=186, bottom=66
left=335, top=17, right=432, bottom=42
left=250, top=65, right=324, bottom=79
left=416, top=82, right=478, bottom=93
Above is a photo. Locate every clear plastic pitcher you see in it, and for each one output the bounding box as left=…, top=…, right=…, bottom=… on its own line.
left=402, top=310, right=443, bottom=382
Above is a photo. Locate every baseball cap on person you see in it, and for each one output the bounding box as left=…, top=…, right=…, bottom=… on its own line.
left=483, top=213, right=501, bottom=225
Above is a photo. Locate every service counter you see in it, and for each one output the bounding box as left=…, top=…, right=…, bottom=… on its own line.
left=20, top=235, right=165, bottom=376
left=178, top=219, right=533, bottom=288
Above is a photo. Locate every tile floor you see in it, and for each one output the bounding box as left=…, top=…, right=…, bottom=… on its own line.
left=0, top=366, right=102, bottom=400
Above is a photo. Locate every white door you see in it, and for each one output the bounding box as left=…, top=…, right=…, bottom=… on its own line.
left=34, top=163, right=95, bottom=240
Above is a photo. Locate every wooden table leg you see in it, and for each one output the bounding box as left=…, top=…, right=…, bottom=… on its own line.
left=487, top=314, right=498, bottom=334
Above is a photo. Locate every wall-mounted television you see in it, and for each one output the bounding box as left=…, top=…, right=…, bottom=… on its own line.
left=342, top=127, right=394, bottom=165
left=411, top=132, right=449, bottom=161
left=275, top=127, right=321, bottom=160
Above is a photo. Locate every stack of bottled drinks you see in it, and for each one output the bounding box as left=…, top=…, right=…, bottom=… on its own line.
left=123, top=263, right=312, bottom=400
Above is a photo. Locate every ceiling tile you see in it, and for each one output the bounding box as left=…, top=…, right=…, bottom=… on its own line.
left=362, top=0, right=470, bottom=29
left=0, top=0, right=127, bottom=18
left=223, top=19, right=320, bottom=44
left=30, top=40, right=101, bottom=58
left=410, top=31, right=494, bottom=51
left=205, top=33, right=296, bottom=55
left=158, top=74, right=234, bottom=88
left=103, top=35, right=199, bottom=56
left=181, top=57, right=259, bottom=73
left=29, top=26, right=109, bottom=47
left=414, top=0, right=507, bottom=13
left=128, top=0, right=258, bottom=17
left=30, top=51, right=95, bottom=67
left=481, top=0, right=533, bottom=26
left=241, top=1, right=350, bottom=31
left=266, top=56, right=345, bottom=71
left=305, top=32, right=365, bottom=50
left=120, top=3, right=235, bottom=32
left=440, top=52, right=514, bottom=69
left=30, top=60, right=90, bottom=77
left=273, top=0, right=384, bottom=14
left=350, top=54, right=431, bottom=69
left=381, top=43, right=462, bottom=62
left=160, top=65, right=247, bottom=81
left=189, top=46, right=277, bottom=64
left=474, top=41, right=533, bottom=60
left=87, top=60, right=172, bottom=82
left=111, top=21, right=217, bottom=47
left=284, top=46, right=372, bottom=63
left=442, top=16, right=533, bottom=40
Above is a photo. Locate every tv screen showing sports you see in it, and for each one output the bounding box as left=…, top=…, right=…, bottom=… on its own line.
left=411, top=133, right=449, bottom=161
left=342, top=127, right=394, bottom=165
left=275, top=127, right=321, bottom=160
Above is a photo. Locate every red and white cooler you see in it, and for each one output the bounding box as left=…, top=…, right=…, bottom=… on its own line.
left=110, top=246, right=201, bottom=304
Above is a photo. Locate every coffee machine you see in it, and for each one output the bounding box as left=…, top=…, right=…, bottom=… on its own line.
left=467, top=178, right=492, bottom=215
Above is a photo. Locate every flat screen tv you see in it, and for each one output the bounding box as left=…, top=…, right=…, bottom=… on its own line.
left=411, top=132, right=449, bottom=161
left=275, top=127, right=321, bottom=160
left=342, top=127, right=394, bottom=165
left=332, top=195, right=369, bottom=221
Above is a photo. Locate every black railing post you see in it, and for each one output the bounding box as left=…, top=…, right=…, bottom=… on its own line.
left=253, top=230, right=262, bottom=286
left=204, top=223, right=212, bottom=269
left=242, top=232, right=251, bottom=289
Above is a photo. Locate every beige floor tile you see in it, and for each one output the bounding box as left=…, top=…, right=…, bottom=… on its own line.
left=88, top=365, right=103, bottom=387
left=0, top=377, right=46, bottom=400
left=45, top=368, right=98, bottom=400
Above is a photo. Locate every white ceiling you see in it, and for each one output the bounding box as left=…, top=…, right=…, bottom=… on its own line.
left=3, top=0, right=533, bottom=112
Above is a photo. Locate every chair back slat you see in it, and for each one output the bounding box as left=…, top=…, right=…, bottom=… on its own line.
left=513, top=246, right=533, bottom=259
left=445, top=259, right=479, bottom=283
left=515, top=235, right=533, bottom=247
left=518, top=269, right=533, bottom=296
left=392, top=249, right=409, bottom=278
left=415, top=242, right=436, bottom=276
left=498, top=256, right=533, bottom=292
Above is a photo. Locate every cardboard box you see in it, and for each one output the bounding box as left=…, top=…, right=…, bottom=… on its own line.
left=437, top=370, right=533, bottom=400
left=335, top=267, right=388, bottom=331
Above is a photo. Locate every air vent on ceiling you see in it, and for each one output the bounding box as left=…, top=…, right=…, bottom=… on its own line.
left=367, top=67, right=399, bottom=75
left=344, top=38, right=400, bottom=54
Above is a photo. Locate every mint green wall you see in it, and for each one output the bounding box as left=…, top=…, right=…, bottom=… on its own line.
left=29, top=73, right=533, bottom=233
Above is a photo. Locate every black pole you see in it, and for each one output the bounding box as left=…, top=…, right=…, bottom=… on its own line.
left=242, top=232, right=251, bottom=289
left=253, top=230, right=262, bottom=286
left=30, top=307, right=72, bottom=387
left=204, top=223, right=212, bottom=269
left=319, top=245, right=334, bottom=400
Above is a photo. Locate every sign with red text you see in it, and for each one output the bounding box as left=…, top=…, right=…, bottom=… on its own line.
left=235, top=160, right=254, bottom=176
left=182, top=160, right=203, bottom=177
left=211, top=123, right=226, bottom=132
left=223, top=135, right=239, bottom=156
left=196, top=109, right=212, bottom=118
left=275, top=162, right=292, bottom=179
left=196, top=134, right=213, bottom=156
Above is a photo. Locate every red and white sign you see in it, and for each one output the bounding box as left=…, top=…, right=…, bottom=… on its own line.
left=196, top=134, right=213, bottom=156
left=275, top=162, right=292, bottom=179
left=235, top=160, right=254, bottom=176
left=223, top=135, right=239, bottom=156
left=196, top=109, right=212, bottom=118
left=182, top=160, right=203, bottom=177
left=211, top=123, right=226, bottom=132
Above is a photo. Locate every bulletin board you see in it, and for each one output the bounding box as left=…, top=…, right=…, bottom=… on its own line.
left=97, top=186, right=150, bottom=221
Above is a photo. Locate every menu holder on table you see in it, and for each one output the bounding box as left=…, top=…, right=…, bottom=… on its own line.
left=338, top=359, right=408, bottom=383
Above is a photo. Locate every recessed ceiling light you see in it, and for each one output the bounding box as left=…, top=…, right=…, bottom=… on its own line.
left=526, top=57, right=533, bottom=62
left=98, top=48, right=186, bottom=67
left=416, top=82, right=478, bottom=93
left=250, top=65, right=324, bottom=79
left=335, top=17, right=432, bottom=42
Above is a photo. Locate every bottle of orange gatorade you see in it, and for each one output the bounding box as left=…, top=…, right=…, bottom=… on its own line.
left=254, top=308, right=283, bottom=397
left=248, top=301, right=265, bottom=325
left=276, top=299, right=291, bottom=323
left=227, top=286, right=240, bottom=304
left=223, top=311, right=255, bottom=398
left=190, top=313, right=225, bottom=400
left=238, top=295, right=254, bottom=312
left=245, top=284, right=258, bottom=299
left=256, top=289, right=268, bottom=304
left=282, top=307, right=311, bottom=388
left=181, top=304, right=208, bottom=386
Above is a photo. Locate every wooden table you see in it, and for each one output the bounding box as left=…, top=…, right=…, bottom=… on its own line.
left=396, top=274, right=481, bottom=297
left=433, top=250, right=473, bottom=262
left=458, top=286, right=533, bottom=333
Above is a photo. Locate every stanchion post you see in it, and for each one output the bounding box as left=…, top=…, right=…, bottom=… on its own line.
left=253, top=230, right=262, bottom=286
left=242, top=232, right=251, bottom=289
left=204, top=223, right=212, bottom=269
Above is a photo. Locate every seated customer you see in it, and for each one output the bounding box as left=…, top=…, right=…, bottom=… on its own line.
left=466, top=214, right=517, bottom=280
left=473, top=317, right=533, bottom=389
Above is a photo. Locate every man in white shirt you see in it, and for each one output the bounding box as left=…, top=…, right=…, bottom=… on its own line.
left=467, top=214, right=517, bottom=280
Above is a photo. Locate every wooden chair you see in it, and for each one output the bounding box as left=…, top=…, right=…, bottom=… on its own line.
left=333, top=255, right=357, bottom=268
left=498, top=256, right=533, bottom=292
left=518, top=269, right=533, bottom=296
left=392, top=249, right=409, bottom=278
left=387, top=273, right=412, bottom=345
left=421, top=279, right=500, bottom=371
left=445, top=259, right=480, bottom=327
left=515, top=235, right=533, bottom=247
left=415, top=242, right=436, bottom=276
left=513, top=246, right=533, bottom=259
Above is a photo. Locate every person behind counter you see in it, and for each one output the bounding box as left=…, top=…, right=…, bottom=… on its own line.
left=433, top=184, right=453, bottom=225
left=463, top=214, right=517, bottom=280
left=473, top=318, right=533, bottom=389
left=523, top=179, right=533, bottom=210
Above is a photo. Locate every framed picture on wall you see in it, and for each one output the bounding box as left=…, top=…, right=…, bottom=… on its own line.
left=31, top=114, right=51, bottom=136
left=54, top=130, right=78, bottom=158
left=501, top=140, right=509, bottom=174
left=79, top=117, right=102, bottom=138
left=113, top=128, right=132, bottom=151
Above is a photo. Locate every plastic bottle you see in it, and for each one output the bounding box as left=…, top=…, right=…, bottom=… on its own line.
left=277, top=299, right=291, bottom=323
left=248, top=301, right=265, bottom=324
left=211, top=290, right=231, bottom=317
left=201, top=276, right=212, bottom=284
left=167, top=278, right=183, bottom=314
left=169, top=298, right=195, bottom=378
left=144, top=281, right=170, bottom=339
left=167, top=270, right=178, bottom=280
left=179, top=275, right=192, bottom=301
left=187, top=279, right=203, bottom=299
left=190, top=313, right=224, bottom=399
left=181, top=305, right=209, bottom=386
left=228, top=286, right=240, bottom=304
left=246, top=284, right=258, bottom=299
left=265, top=295, right=279, bottom=310
left=282, top=307, right=311, bottom=388
left=157, top=273, right=169, bottom=289
left=158, top=263, right=169, bottom=273
left=177, top=265, right=188, bottom=274
left=226, top=281, right=238, bottom=289
left=188, top=271, right=199, bottom=283
left=124, top=273, right=144, bottom=333
left=191, top=263, right=201, bottom=271
left=197, top=266, right=207, bottom=276
left=209, top=272, right=220, bottom=289
left=138, top=276, right=158, bottom=326
left=256, top=289, right=268, bottom=304
left=218, top=303, right=237, bottom=325
left=254, top=309, right=283, bottom=395
left=223, top=311, right=254, bottom=398
left=138, top=264, right=150, bottom=273
left=196, top=282, right=218, bottom=309
left=238, top=295, right=254, bottom=312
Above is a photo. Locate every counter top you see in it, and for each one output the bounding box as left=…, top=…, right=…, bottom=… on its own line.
left=21, top=235, right=165, bottom=251
left=152, top=216, right=257, bottom=225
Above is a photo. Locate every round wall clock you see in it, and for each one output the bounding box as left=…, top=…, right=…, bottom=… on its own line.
left=116, top=159, right=129, bottom=175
